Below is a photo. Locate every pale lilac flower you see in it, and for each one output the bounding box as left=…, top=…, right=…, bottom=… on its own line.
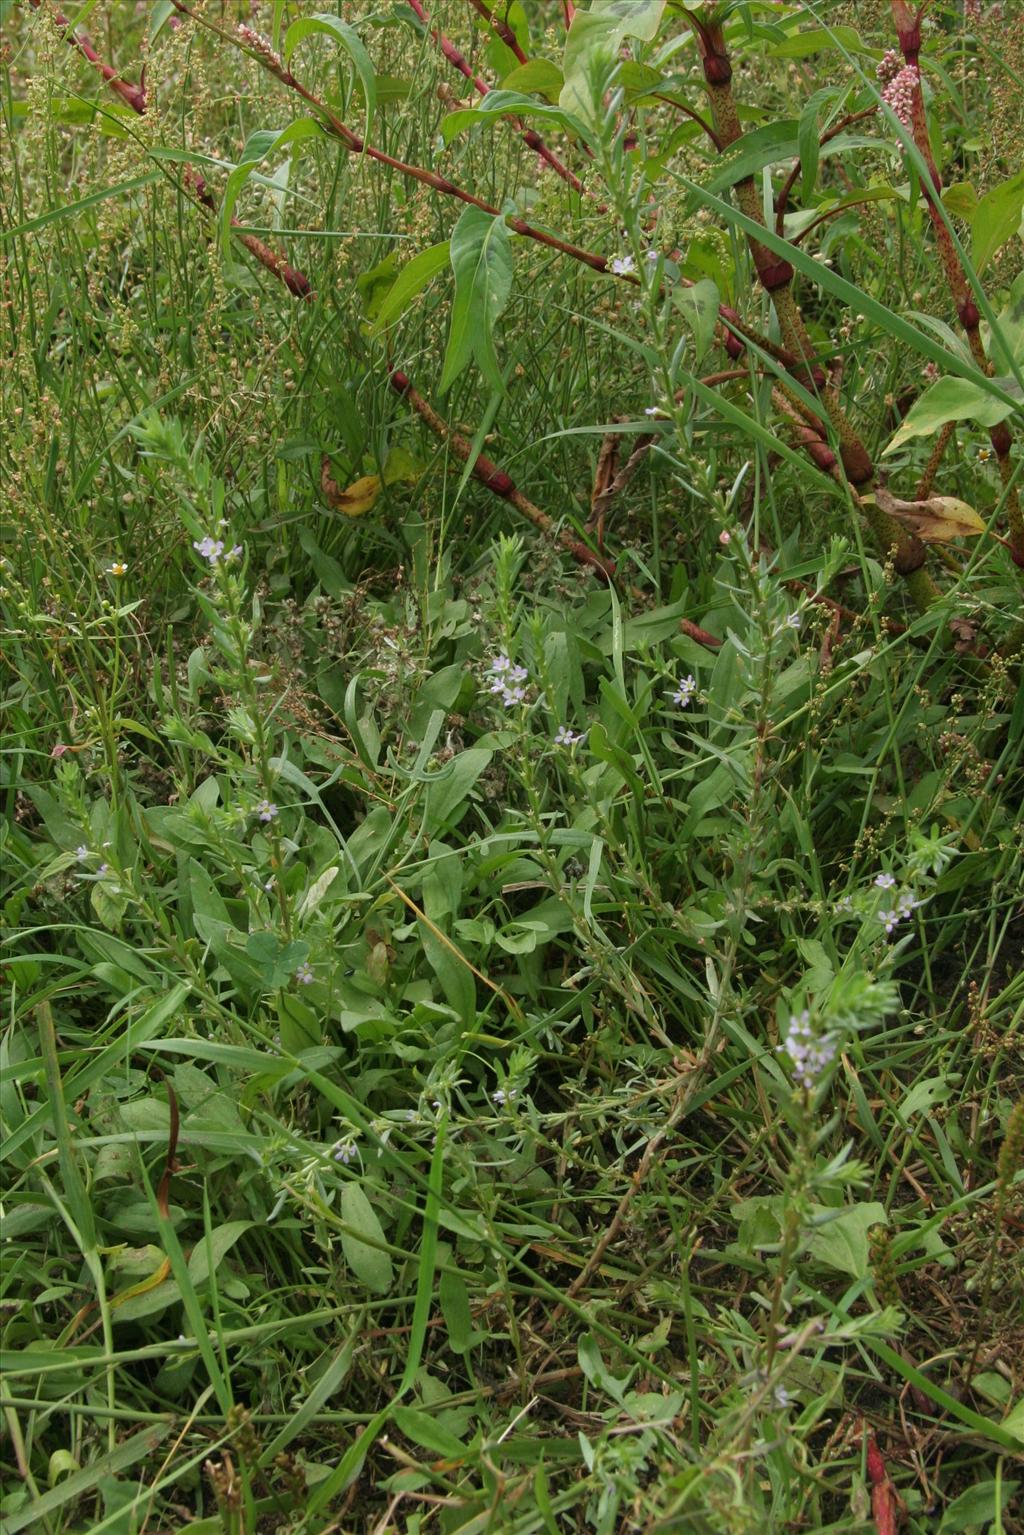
left=96, top=863, right=109, bottom=877
left=644, top=406, right=662, bottom=417
left=785, top=611, right=802, bottom=630
left=554, top=725, right=583, bottom=746
left=875, top=872, right=897, bottom=890
left=332, top=1136, right=357, bottom=1165
left=834, top=894, right=854, bottom=914
left=295, top=961, right=314, bottom=985
left=645, top=249, right=659, bottom=264
left=193, top=536, right=226, bottom=566
left=611, top=254, right=636, bottom=276
left=255, top=799, right=278, bottom=822
left=881, top=64, right=919, bottom=128
left=879, top=908, right=900, bottom=935
left=779, top=1010, right=836, bottom=1090
left=486, top=654, right=529, bottom=708
left=672, top=675, right=697, bottom=707
left=897, top=891, right=919, bottom=918
left=493, top=1087, right=517, bottom=1106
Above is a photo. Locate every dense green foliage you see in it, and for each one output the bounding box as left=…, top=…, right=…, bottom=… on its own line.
left=1, top=1, right=1022, bottom=1532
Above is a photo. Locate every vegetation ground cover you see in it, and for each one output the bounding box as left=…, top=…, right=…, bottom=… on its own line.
left=1, top=1, right=1022, bottom=1531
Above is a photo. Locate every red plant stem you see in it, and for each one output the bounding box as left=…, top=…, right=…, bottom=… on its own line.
left=891, top=4, right=1022, bottom=565
left=27, top=0, right=312, bottom=299
left=466, top=0, right=528, bottom=64
left=404, top=0, right=587, bottom=196
left=563, top=2, right=575, bottom=26
left=389, top=369, right=615, bottom=579
left=171, top=4, right=831, bottom=390
left=865, top=1433, right=898, bottom=1535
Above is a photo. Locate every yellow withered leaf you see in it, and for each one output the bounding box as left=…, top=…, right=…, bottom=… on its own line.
left=873, top=487, right=985, bottom=543
left=321, top=457, right=382, bottom=518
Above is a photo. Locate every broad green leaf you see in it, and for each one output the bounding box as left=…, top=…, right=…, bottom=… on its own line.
left=938, top=1479, right=1020, bottom=1532
left=339, top=1182, right=393, bottom=1294
left=370, top=241, right=451, bottom=335
left=971, top=167, right=1024, bottom=273
left=439, top=1270, right=474, bottom=1354
left=283, top=14, right=376, bottom=138
left=441, top=90, right=584, bottom=145
left=560, top=1, right=667, bottom=119
left=501, top=58, right=564, bottom=101
left=245, top=931, right=310, bottom=987
left=440, top=207, right=514, bottom=395
left=766, top=25, right=865, bottom=57
left=672, top=279, right=720, bottom=364
left=986, top=270, right=1024, bottom=375
left=219, top=119, right=323, bottom=255
left=392, top=1405, right=465, bottom=1459
left=942, top=180, right=977, bottom=219
left=423, top=748, right=494, bottom=834
left=806, top=1202, right=886, bottom=1279
left=706, top=122, right=891, bottom=195
left=883, top=375, right=1021, bottom=453
left=188, top=1221, right=254, bottom=1286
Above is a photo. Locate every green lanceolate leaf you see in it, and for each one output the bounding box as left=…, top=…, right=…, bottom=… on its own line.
left=672, top=278, right=720, bottom=364
left=219, top=119, right=323, bottom=256
left=440, top=90, right=585, bottom=146
left=283, top=13, right=376, bottom=139
left=339, top=1181, right=393, bottom=1294
left=439, top=207, right=514, bottom=395
left=370, top=241, right=451, bottom=335
left=971, top=166, right=1024, bottom=274
left=883, top=373, right=1022, bottom=454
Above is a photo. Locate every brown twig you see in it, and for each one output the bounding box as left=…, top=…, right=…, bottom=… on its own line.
left=389, top=370, right=616, bottom=578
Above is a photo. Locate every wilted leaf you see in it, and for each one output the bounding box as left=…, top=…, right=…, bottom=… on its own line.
left=874, top=487, right=985, bottom=542
left=321, top=460, right=381, bottom=517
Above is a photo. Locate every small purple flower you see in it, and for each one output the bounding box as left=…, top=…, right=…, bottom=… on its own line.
left=75, top=845, right=89, bottom=862
left=493, top=1087, right=517, bottom=1106
left=96, top=862, right=109, bottom=877
left=879, top=909, right=900, bottom=935
left=255, top=799, right=278, bottom=822
left=554, top=725, right=584, bottom=746
left=645, top=249, right=659, bottom=264
left=193, top=536, right=226, bottom=566
left=611, top=254, right=636, bottom=276
left=875, top=873, right=897, bottom=890
left=486, top=654, right=530, bottom=708
left=778, top=1010, right=836, bottom=1090
left=671, top=675, right=697, bottom=707
left=295, top=961, right=314, bottom=985
left=332, top=1137, right=357, bottom=1165
left=897, top=891, right=919, bottom=918
left=785, top=611, right=802, bottom=630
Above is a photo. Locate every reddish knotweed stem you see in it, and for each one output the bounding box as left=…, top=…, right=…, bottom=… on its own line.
left=891, top=2, right=1022, bottom=565
left=466, top=0, right=528, bottom=64
left=389, top=369, right=615, bottom=579
left=404, top=0, right=586, bottom=196
left=28, top=0, right=312, bottom=299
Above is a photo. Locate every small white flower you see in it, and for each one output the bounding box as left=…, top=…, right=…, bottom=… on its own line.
left=295, top=961, right=314, bottom=985
left=75, top=845, right=89, bottom=861
left=107, top=562, right=128, bottom=577
left=875, top=873, right=897, bottom=890
left=611, top=254, right=636, bottom=276
left=644, top=406, right=662, bottom=417
left=671, top=675, right=697, bottom=707
left=554, top=725, right=583, bottom=746
left=255, top=799, right=278, bottom=822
